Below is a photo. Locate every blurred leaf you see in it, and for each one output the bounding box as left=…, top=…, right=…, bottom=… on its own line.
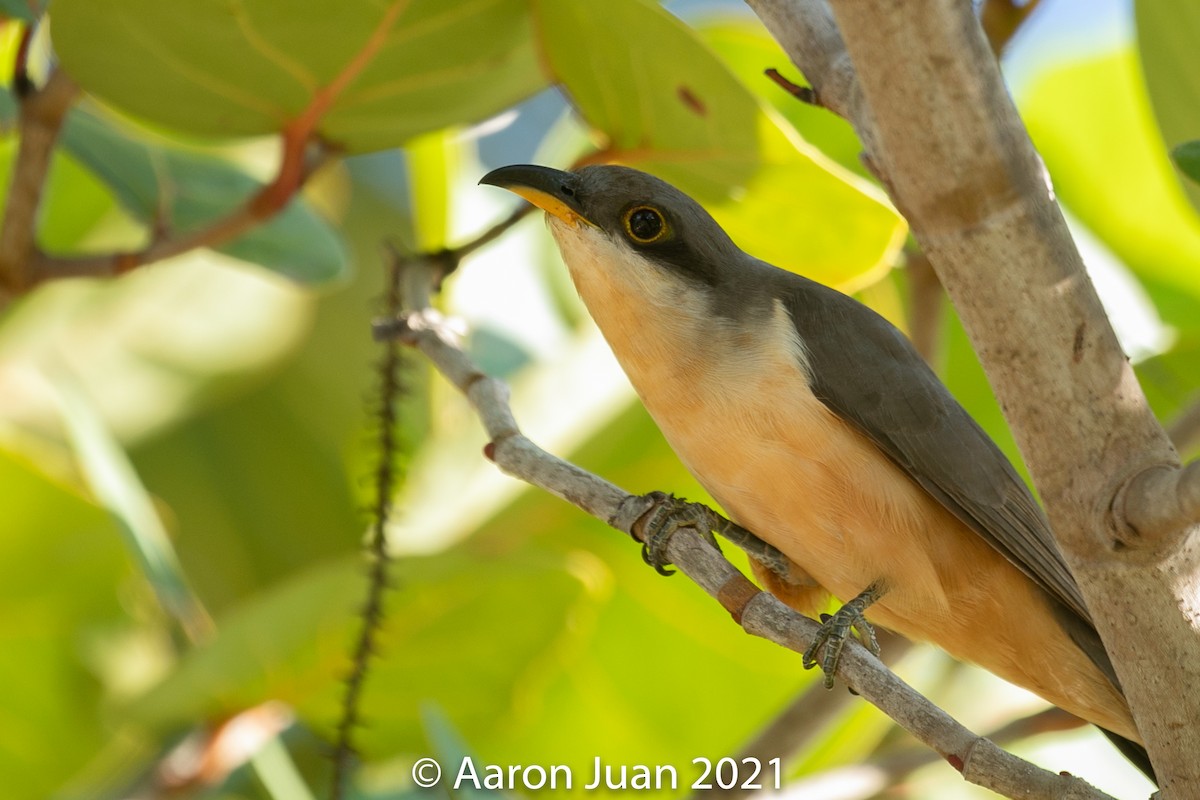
left=52, top=0, right=546, bottom=153
left=406, top=131, right=454, bottom=252
left=125, top=548, right=604, bottom=756
left=1136, top=332, right=1200, bottom=450
left=0, top=0, right=41, bottom=23
left=0, top=448, right=132, bottom=800
left=0, top=252, right=314, bottom=474
left=420, top=705, right=511, bottom=800
left=1135, top=0, right=1200, bottom=211
left=697, top=18, right=867, bottom=178
left=55, top=375, right=206, bottom=636
left=1173, top=140, right=1200, bottom=185
left=1020, top=49, right=1200, bottom=330
left=130, top=380, right=363, bottom=611
left=59, top=108, right=346, bottom=283
left=531, top=0, right=904, bottom=290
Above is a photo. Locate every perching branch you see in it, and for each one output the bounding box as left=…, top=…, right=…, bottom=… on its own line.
left=785, top=707, right=1087, bottom=800
left=745, top=0, right=1200, bottom=790
left=379, top=257, right=1114, bottom=800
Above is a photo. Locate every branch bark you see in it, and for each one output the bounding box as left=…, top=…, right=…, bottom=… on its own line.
left=745, top=0, right=1200, bottom=791
left=381, top=259, right=1115, bottom=800
left=0, top=67, right=78, bottom=300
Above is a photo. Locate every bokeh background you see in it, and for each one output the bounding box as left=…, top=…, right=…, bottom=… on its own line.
left=1, top=0, right=1196, bottom=797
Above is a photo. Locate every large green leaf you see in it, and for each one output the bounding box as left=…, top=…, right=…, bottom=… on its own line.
left=0, top=449, right=134, bottom=800
left=124, top=549, right=604, bottom=756
left=1135, top=0, right=1200, bottom=212
left=530, top=0, right=904, bottom=290
left=52, top=0, right=546, bottom=153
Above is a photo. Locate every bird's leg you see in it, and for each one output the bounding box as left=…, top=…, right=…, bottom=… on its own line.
left=638, top=493, right=802, bottom=578
left=707, top=512, right=799, bottom=582
left=803, top=581, right=886, bottom=689
left=637, top=494, right=721, bottom=575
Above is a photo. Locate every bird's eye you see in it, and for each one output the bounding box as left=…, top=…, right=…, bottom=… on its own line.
left=623, top=206, right=668, bottom=244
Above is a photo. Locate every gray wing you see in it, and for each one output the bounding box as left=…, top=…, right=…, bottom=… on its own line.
left=779, top=276, right=1094, bottom=626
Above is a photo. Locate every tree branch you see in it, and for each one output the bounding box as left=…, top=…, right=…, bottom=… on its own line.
left=745, top=0, right=1200, bottom=789
left=785, top=708, right=1088, bottom=800
left=379, top=260, right=1115, bottom=800
left=0, top=67, right=78, bottom=299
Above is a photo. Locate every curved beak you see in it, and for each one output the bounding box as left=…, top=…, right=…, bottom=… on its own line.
left=479, top=164, right=595, bottom=227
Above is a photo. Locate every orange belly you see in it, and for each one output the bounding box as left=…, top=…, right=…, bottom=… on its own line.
left=553, top=222, right=1137, bottom=742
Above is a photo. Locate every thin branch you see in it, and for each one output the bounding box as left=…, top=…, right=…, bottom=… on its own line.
left=331, top=249, right=406, bottom=800
left=764, top=67, right=822, bottom=107
left=380, top=266, right=1115, bottom=800
left=0, top=67, right=78, bottom=298
left=788, top=708, right=1087, bottom=800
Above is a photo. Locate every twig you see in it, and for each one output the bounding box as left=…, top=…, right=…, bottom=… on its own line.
left=787, top=708, right=1087, bottom=800
left=765, top=67, right=822, bottom=107
left=0, top=67, right=77, bottom=298
left=331, top=250, right=406, bottom=800
left=450, top=203, right=533, bottom=262
left=380, top=265, right=1115, bottom=800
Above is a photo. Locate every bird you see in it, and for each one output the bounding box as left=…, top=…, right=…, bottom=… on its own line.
left=479, top=163, right=1153, bottom=781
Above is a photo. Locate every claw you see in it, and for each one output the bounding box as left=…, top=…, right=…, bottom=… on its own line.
left=637, top=495, right=720, bottom=575
left=802, top=582, right=885, bottom=689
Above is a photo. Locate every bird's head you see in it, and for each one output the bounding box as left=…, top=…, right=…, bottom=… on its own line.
left=479, top=164, right=746, bottom=303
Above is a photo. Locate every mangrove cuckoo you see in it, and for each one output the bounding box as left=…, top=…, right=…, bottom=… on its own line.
left=480, top=163, right=1151, bottom=779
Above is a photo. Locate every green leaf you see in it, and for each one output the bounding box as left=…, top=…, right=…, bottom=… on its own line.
left=1172, top=140, right=1200, bottom=185
left=59, top=108, right=346, bottom=283
left=52, top=0, right=546, bottom=153
left=54, top=375, right=207, bottom=637
left=0, top=0, right=43, bottom=23
left=697, top=18, right=867, bottom=178
left=1135, top=0, right=1200, bottom=211
left=0, top=448, right=133, bottom=800
left=124, top=549, right=604, bottom=756
left=530, top=0, right=903, bottom=289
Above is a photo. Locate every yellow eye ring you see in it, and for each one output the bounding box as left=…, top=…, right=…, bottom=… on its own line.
left=623, top=205, right=669, bottom=244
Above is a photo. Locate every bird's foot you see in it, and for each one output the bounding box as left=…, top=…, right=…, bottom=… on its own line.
left=803, top=581, right=885, bottom=689
left=637, top=493, right=721, bottom=575
left=636, top=493, right=803, bottom=583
